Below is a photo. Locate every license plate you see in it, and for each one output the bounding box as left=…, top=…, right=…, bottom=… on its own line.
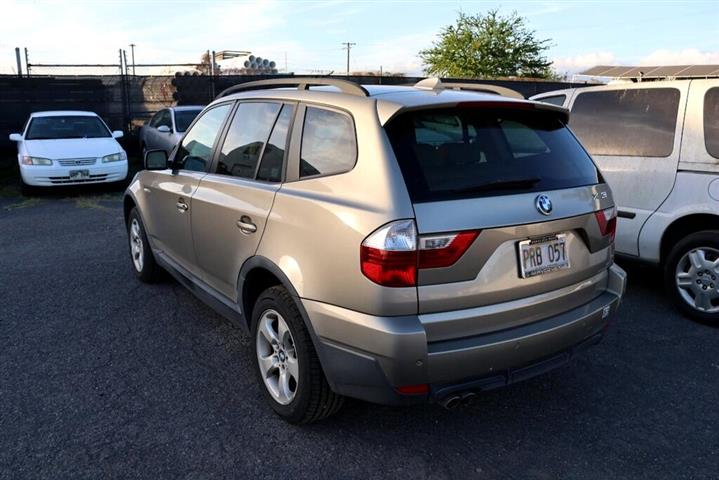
left=69, top=169, right=90, bottom=180
left=518, top=234, right=570, bottom=278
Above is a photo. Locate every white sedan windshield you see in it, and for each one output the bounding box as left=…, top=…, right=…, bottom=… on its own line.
left=26, top=116, right=111, bottom=140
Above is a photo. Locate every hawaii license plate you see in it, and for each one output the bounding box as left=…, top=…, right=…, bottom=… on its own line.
left=518, top=234, right=570, bottom=278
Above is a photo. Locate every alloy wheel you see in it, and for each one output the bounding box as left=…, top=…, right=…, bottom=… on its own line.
left=256, top=309, right=299, bottom=405
left=675, top=247, right=719, bottom=313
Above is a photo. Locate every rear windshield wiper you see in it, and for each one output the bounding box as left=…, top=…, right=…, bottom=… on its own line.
left=448, top=177, right=541, bottom=195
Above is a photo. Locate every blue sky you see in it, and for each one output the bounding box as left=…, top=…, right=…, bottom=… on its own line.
left=1, top=0, right=718, bottom=76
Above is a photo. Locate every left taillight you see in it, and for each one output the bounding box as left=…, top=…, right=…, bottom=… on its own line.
left=595, top=206, right=617, bottom=241
left=360, top=220, right=479, bottom=287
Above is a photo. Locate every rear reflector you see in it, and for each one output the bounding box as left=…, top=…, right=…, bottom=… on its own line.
left=395, top=384, right=429, bottom=395
left=595, top=206, right=617, bottom=240
left=360, top=220, right=479, bottom=287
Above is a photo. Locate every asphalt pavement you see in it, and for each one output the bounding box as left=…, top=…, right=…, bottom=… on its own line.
left=1, top=186, right=718, bottom=479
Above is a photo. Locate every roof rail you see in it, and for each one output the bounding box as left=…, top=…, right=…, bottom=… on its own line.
left=217, top=77, right=369, bottom=98
left=414, top=77, right=524, bottom=99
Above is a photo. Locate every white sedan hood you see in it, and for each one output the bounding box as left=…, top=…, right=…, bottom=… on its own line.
left=25, top=138, right=123, bottom=159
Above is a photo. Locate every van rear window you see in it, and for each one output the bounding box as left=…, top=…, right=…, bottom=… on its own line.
left=385, top=107, right=599, bottom=203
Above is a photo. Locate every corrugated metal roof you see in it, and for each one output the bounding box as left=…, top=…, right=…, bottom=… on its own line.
left=579, top=65, right=719, bottom=78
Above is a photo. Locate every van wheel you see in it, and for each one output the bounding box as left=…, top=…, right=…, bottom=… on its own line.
left=251, top=286, right=343, bottom=424
left=127, top=207, right=159, bottom=283
left=665, top=231, right=719, bottom=325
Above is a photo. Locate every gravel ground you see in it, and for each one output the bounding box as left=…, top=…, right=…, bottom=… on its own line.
left=0, top=186, right=718, bottom=480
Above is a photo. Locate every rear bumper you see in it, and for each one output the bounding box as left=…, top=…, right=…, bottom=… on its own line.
left=303, top=263, right=627, bottom=405
left=20, top=162, right=128, bottom=186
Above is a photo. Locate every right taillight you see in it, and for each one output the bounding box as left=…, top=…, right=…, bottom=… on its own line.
left=360, top=220, right=479, bottom=287
left=595, top=206, right=617, bottom=241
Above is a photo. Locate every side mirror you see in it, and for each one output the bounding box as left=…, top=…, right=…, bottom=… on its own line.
left=9, top=133, right=22, bottom=142
left=112, top=130, right=124, bottom=139
left=144, top=149, right=169, bottom=170
left=157, top=125, right=172, bottom=133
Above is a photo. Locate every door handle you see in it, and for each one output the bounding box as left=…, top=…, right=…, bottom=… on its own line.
left=237, top=216, right=257, bottom=234
left=176, top=198, right=189, bottom=213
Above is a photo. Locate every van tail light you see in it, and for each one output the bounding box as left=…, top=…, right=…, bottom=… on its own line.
left=360, top=220, right=479, bottom=287
left=595, top=206, right=617, bottom=241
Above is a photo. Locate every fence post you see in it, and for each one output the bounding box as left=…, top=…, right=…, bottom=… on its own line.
left=24, top=48, right=30, bottom=77
left=119, top=49, right=129, bottom=132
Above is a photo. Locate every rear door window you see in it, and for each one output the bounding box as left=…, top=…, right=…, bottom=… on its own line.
left=256, top=104, right=295, bottom=182
left=385, top=107, right=599, bottom=203
left=216, top=102, right=282, bottom=179
left=569, top=88, right=680, bottom=157
left=705, top=87, right=719, bottom=159
left=300, top=107, right=356, bottom=178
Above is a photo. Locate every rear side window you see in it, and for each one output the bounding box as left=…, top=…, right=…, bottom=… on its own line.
left=300, top=107, right=356, bottom=178
left=705, top=87, right=719, bottom=159
left=217, top=102, right=281, bottom=179
left=570, top=88, right=680, bottom=157
left=537, top=95, right=566, bottom=107
left=385, top=107, right=599, bottom=203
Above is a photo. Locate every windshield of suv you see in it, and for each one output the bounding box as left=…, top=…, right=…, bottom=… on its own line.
left=385, top=107, right=599, bottom=202
left=174, top=109, right=202, bottom=133
left=25, top=115, right=111, bottom=140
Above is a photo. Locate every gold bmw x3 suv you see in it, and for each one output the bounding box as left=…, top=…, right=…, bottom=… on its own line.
left=124, top=77, right=626, bottom=423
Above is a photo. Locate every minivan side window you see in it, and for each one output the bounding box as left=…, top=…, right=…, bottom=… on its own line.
left=705, top=87, right=719, bottom=159
left=537, top=95, right=566, bottom=107
left=569, top=88, right=680, bottom=157
left=300, top=107, right=356, bottom=178
left=216, top=102, right=282, bottom=179
left=174, top=103, right=231, bottom=172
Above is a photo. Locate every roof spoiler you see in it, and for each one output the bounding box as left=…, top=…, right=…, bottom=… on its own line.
left=414, top=77, right=524, bottom=99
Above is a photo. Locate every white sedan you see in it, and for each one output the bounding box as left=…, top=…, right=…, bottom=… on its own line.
left=9, top=111, right=128, bottom=190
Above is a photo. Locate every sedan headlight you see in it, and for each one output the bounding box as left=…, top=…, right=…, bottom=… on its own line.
left=21, top=156, right=53, bottom=166
left=102, top=152, right=128, bottom=163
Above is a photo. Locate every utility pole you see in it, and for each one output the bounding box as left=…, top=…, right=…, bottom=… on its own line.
left=341, top=42, right=355, bottom=76
left=129, top=43, right=136, bottom=76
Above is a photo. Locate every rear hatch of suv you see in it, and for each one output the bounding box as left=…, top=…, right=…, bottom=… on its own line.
left=383, top=102, right=617, bottom=342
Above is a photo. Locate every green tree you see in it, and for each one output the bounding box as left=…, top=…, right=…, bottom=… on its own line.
left=419, top=10, right=555, bottom=79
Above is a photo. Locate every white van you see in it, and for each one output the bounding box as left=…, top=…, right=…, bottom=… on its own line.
left=532, top=79, right=719, bottom=323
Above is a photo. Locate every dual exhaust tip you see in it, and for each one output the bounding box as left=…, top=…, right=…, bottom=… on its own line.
left=439, top=391, right=477, bottom=410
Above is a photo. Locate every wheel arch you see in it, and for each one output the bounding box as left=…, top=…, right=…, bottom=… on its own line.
left=237, top=256, right=338, bottom=389
left=123, top=194, right=137, bottom=226
left=660, top=213, right=719, bottom=263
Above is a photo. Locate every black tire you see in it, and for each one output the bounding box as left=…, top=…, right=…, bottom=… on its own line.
left=127, top=207, right=160, bottom=283
left=251, top=286, right=343, bottom=424
left=664, top=230, right=719, bottom=325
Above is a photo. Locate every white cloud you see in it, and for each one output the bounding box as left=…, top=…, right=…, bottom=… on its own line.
left=551, top=51, right=617, bottom=74
left=638, top=48, right=719, bottom=65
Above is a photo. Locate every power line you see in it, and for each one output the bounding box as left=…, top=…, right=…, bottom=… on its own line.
left=341, top=42, right=356, bottom=76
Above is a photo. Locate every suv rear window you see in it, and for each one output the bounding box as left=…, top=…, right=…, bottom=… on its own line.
left=385, top=107, right=600, bottom=203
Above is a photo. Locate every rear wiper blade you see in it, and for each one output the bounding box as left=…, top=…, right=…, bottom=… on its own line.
left=449, top=177, right=541, bottom=194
